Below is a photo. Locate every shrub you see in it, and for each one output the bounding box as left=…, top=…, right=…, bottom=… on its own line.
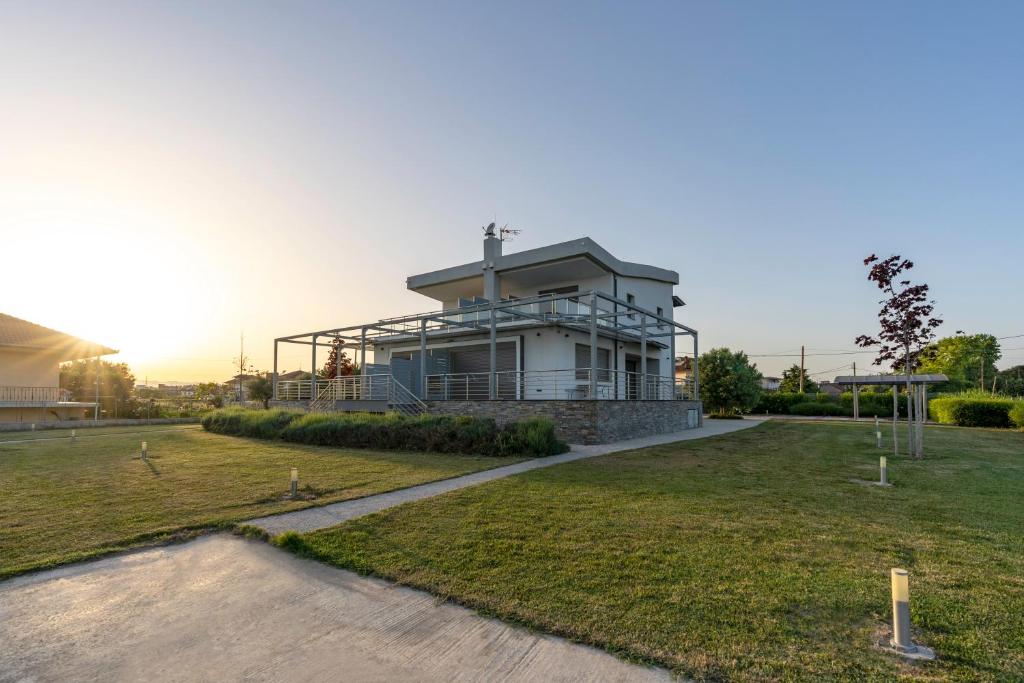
left=201, top=408, right=301, bottom=438
left=789, top=402, right=844, bottom=417
left=1010, top=402, right=1024, bottom=429
left=752, top=393, right=808, bottom=415
left=929, top=395, right=1015, bottom=428
left=203, top=409, right=568, bottom=457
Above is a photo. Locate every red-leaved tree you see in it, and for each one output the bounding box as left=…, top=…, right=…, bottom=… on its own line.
left=318, top=338, right=356, bottom=379
left=855, top=255, right=942, bottom=372
left=855, top=254, right=942, bottom=458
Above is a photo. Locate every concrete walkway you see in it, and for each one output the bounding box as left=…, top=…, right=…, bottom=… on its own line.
left=250, top=418, right=764, bottom=535
left=0, top=534, right=671, bottom=682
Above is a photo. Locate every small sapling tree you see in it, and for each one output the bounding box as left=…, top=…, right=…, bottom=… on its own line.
left=855, top=254, right=942, bottom=458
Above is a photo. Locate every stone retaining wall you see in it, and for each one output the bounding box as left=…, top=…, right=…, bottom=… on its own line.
left=424, top=400, right=703, bottom=444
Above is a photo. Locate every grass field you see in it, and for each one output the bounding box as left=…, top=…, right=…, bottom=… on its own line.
left=0, top=425, right=523, bottom=578
left=286, top=421, right=1024, bottom=681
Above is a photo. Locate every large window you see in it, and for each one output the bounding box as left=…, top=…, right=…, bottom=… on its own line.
left=575, top=343, right=611, bottom=382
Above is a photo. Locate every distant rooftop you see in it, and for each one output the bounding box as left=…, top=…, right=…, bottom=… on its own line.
left=0, top=313, right=116, bottom=360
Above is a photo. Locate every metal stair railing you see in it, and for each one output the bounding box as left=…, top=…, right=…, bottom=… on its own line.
left=307, top=374, right=426, bottom=416
left=387, top=377, right=427, bottom=416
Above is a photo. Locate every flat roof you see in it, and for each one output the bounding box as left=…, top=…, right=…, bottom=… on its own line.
left=407, top=237, right=679, bottom=295
left=833, top=374, right=948, bottom=385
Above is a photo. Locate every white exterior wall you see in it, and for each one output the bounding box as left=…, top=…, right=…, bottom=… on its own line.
left=503, top=273, right=614, bottom=300
left=615, top=276, right=675, bottom=323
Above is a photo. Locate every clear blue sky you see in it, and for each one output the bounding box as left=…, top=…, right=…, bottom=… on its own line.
left=2, top=1, right=1022, bottom=380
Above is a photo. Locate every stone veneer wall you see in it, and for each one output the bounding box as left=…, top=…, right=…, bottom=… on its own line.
left=424, top=400, right=702, bottom=445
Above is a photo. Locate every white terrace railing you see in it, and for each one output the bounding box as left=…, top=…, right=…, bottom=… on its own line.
left=424, top=369, right=695, bottom=402
left=0, top=386, right=76, bottom=405
left=308, top=374, right=426, bottom=417
left=276, top=379, right=313, bottom=401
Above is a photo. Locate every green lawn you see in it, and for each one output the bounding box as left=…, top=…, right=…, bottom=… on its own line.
left=287, top=421, right=1024, bottom=682
left=0, top=425, right=523, bottom=578
left=0, top=423, right=201, bottom=442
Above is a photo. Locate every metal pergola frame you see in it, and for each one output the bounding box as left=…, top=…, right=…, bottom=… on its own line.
left=274, top=289, right=699, bottom=402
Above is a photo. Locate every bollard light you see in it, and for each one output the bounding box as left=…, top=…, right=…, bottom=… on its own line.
left=885, top=568, right=934, bottom=659
left=875, top=416, right=882, bottom=448
left=880, top=456, right=888, bottom=486
left=71, top=429, right=76, bottom=442
left=290, top=467, right=299, bottom=499
left=31, top=423, right=36, bottom=432
left=141, top=441, right=148, bottom=459
left=891, top=568, right=912, bottom=650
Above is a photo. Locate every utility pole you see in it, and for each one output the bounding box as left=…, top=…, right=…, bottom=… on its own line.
left=799, top=345, right=805, bottom=393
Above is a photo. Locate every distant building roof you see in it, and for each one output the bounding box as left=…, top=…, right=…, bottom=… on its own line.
left=0, top=313, right=116, bottom=360
left=277, top=370, right=311, bottom=381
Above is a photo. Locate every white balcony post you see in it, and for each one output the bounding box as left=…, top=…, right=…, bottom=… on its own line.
left=489, top=303, right=497, bottom=399
left=419, top=320, right=427, bottom=400
left=589, top=292, right=598, bottom=399
left=692, top=332, right=700, bottom=403
left=310, top=335, right=317, bottom=400
left=272, top=340, right=278, bottom=400
left=640, top=317, right=647, bottom=400
left=359, top=327, right=367, bottom=401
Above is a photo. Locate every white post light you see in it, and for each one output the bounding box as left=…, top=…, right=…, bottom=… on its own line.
left=887, top=568, right=935, bottom=659
left=290, top=467, right=299, bottom=499
left=875, top=416, right=882, bottom=449
left=31, top=423, right=36, bottom=432
left=891, top=568, right=912, bottom=650
left=880, top=456, right=888, bottom=486
left=141, top=441, right=148, bottom=459
left=71, top=429, right=76, bottom=442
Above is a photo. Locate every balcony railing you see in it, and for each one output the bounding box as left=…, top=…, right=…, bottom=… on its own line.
left=0, top=386, right=77, bottom=405
left=425, top=369, right=695, bottom=401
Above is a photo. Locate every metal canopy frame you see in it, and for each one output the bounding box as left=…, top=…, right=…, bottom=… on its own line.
left=273, top=289, right=699, bottom=402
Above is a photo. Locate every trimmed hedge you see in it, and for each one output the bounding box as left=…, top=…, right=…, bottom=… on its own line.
left=929, top=396, right=1016, bottom=428
left=1010, top=402, right=1024, bottom=429
left=202, top=409, right=568, bottom=457
left=752, top=393, right=809, bottom=415
left=200, top=408, right=301, bottom=438
left=789, top=402, right=844, bottom=417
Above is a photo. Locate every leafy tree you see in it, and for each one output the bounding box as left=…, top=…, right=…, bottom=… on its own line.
left=699, top=348, right=762, bottom=416
left=997, top=365, right=1024, bottom=397
left=319, top=339, right=356, bottom=379
left=194, top=382, right=225, bottom=408
left=60, top=360, right=135, bottom=417
left=778, top=364, right=818, bottom=394
left=918, top=333, right=1001, bottom=392
left=247, top=374, right=273, bottom=409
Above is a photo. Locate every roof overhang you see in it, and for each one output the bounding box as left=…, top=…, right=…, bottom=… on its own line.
left=407, top=237, right=679, bottom=299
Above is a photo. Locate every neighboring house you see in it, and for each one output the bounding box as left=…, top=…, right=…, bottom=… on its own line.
left=223, top=374, right=260, bottom=402
left=272, top=229, right=703, bottom=443
left=675, top=356, right=694, bottom=382
left=0, top=313, right=115, bottom=423
left=817, top=381, right=845, bottom=397
left=760, top=376, right=781, bottom=392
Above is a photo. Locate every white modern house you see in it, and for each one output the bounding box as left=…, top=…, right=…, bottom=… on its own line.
left=0, top=313, right=115, bottom=424
left=273, top=227, right=702, bottom=443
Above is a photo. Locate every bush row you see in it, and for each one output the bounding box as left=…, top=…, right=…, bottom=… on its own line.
left=753, top=391, right=908, bottom=417
left=928, top=395, right=1021, bottom=429
left=201, top=408, right=568, bottom=457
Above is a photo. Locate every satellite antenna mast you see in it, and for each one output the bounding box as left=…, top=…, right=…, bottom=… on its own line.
left=499, top=224, right=521, bottom=241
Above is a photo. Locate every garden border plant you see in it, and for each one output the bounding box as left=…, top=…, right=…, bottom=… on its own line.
left=201, top=408, right=568, bottom=457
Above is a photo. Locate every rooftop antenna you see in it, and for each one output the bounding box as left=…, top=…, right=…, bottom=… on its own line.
left=499, top=224, right=521, bottom=241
